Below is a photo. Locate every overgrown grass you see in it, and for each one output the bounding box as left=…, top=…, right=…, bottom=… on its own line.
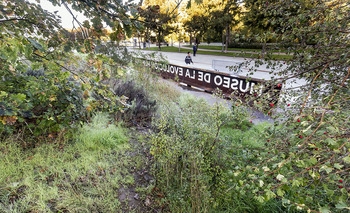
left=146, top=89, right=303, bottom=212
left=130, top=58, right=182, bottom=105
left=0, top=114, right=144, bottom=212
left=220, top=121, right=270, bottom=148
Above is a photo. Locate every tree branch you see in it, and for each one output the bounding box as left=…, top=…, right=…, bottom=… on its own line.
left=0, top=18, right=36, bottom=24
left=62, top=2, right=87, bottom=39
left=299, top=62, right=329, bottom=115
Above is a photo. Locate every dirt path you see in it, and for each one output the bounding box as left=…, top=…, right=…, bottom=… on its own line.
left=119, top=126, right=163, bottom=212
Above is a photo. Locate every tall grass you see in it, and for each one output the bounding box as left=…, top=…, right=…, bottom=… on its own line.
left=77, top=114, right=128, bottom=149
left=147, top=91, right=293, bottom=212
left=0, top=113, right=131, bottom=212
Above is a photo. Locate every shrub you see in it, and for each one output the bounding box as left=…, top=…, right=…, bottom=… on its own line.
left=112, top=79, right=157, bottom=125
left=149, top=93, right=246, bottom=212
left=0, top=67, right=87, bottom=139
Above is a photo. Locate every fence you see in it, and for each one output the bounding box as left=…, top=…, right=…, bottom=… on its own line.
left=137, top=59, right=282, bottom=104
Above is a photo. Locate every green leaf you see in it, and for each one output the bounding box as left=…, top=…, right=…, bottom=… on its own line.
left=306, top=158, right=317, bottom=166
left=265, top=190, right=276, bottom=201
left=342, top=156, right=350, bottom=164
left=28, top=38, right=44, bottom=52
left=256, top=196, right=265, bottom=203
left=319, top=206, right=330, bottom=213
left=333, top=163, right=344, bottom=170
left=277, top=188, right=285, bottom=197
left=335, top=202, right=350, bottom=210
left=296, top=160, right=305, bottom=168
left=325, top=138, right=337, bottom=146
left=24, top=44, right=33, bottom=57
left=292, top=179, right=301, bottom=187
left=319, top=165, right=333, bottom=174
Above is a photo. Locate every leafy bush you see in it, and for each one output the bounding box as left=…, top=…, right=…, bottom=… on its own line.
left=112, top=79, right=157, bottom=125
left=0, top=35, right=126, bottom=144
left=0, top=1, right=129, bottom=144
left=0, top=66, right=87, bottom=137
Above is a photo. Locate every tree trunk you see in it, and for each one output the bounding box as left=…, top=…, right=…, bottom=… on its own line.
left=225, top=23, right=229, bottom=53
left=261, top=42, right=266, bottom=58
left=158, top=30, right=161, bottom=51
left=147, top=27, right=150, bottom=49
left=190, top=33, right=192, bottom=45
left=222, top=32, right=225, bottom=52
left=178, top=32, right=181, bottom=53
left=138, top=34, right=141, bottom=49
left=261, top=35, right=267, bottom=58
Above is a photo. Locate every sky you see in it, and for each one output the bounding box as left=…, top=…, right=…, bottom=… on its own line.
left=27, top=0, right=87, bottom=29
left=27, top=0, right=141, bottom=29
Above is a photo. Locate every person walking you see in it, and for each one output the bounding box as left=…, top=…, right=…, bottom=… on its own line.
left=193, top=44, right=197, bottom=56
left=185, top=52, right=194, bottom=65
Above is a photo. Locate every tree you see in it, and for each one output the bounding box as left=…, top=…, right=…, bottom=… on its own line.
left=0, top=0, right=135, bottom=139
left=208, top=0, right=240, bottom=52
left=182, top=0, right=212, bottom=45
left=242, top=0, right=280, bottom=55
left=139, top=0, right=182, bottom=50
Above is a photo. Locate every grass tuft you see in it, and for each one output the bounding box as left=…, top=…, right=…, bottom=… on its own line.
left=77, top=113, right=128, bottom=149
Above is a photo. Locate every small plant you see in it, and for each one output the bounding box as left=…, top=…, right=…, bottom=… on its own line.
left=112, top=79, right=157, bottom=125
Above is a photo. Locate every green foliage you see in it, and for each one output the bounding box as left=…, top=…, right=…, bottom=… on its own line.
left=77, top=113, right=128, bottom=149
left=0, top=1, right=129, bottom=142
left=149, top=93, right=251, bottom=212
left=113, top=79, right=157, bottom=125
left=219, top=1, right=350, bottom=212
left=139, top=1, right=181, bottom=50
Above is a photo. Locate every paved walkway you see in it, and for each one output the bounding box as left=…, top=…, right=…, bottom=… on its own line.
left=130, top=48, right=306, bottom=89
left=180, top=45, right=291, bottom=55
left=130, top=46, right=307, bottom=88
left=131, top=48, right=283, bottom=79
left=129, top=48, right=307, bottom=123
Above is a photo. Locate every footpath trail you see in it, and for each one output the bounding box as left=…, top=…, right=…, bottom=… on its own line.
left=180, top=45, right=291, bottom=55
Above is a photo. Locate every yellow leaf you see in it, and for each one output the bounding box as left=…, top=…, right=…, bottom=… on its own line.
left=49, top=96, right=56, bottom=102
left=0, top=116, right=6, bottom=125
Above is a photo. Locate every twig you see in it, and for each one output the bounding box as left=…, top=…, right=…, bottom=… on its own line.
left=62, top=2, right=87, bottom=39
left=299, top=62, right=329, bottom=115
